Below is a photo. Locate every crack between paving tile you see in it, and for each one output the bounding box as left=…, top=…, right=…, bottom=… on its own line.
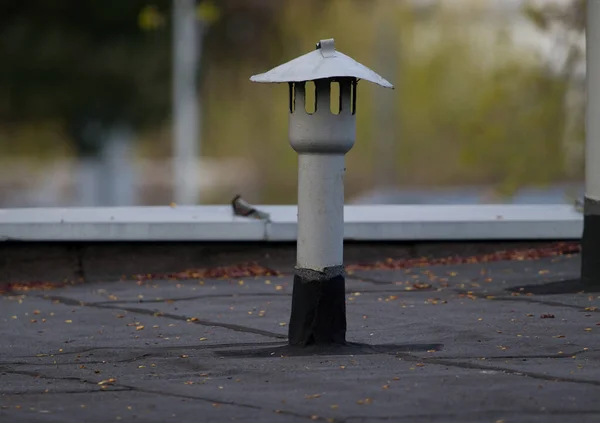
left=93, top=292, right=290, bottom=305
left=13, top=341, right=286, bottom=359
left=0, top=387, right=131, bottom=396
left=117, top=384, right=332, bottom=422
left=340, top=408, right=600, bottom=422
left=0, top=368, right=325, bottom=422
left=492, top=295, right=600, bottom=311
left=420, top=348, right=591, bottom=361
left=394, top=353, right=600, bottom=386
left=345, top=275, right=394, bottom=286
left=454, top=289, right=600, bottom=312
left=92, top=288, right=432, bottom=306
left=0, top=353, right=151, bottom=367
left=114, top=384, right=331, bottom=422
left=0, top=368, right=130, bottom=393
left=39, top=294, right=287, bottom=340
left=348, top=274, right=594, bottom=301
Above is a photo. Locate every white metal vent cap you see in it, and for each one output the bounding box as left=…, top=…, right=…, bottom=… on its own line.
left=250, top=38, right=394, bottom=89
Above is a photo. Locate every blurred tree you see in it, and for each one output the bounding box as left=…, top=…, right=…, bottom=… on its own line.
left=0, top=0, right=582, bottom=204
left=523, top=0, right=585, bottom=75
left=523, top=0, right=586, bottom=182
left=0, top=0, right=285, bottom=156
left=0, top=0, right=168, bottom=155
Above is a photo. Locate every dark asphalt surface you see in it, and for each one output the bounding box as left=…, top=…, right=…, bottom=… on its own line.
left=1, top=252, right=599, bottom=423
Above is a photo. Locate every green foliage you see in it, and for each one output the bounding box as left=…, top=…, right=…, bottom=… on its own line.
left=0, top=0, right=285, bottom=156
left=0, top=0, right=172, bottom=126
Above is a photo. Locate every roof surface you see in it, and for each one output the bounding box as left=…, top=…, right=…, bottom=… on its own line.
left=1, top=247, right=597, bottom=422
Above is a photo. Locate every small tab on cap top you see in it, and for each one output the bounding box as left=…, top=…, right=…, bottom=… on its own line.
left=317, top=38, right=335, bottom=58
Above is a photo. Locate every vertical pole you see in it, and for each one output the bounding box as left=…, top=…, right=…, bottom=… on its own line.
left=102, top=125, right=137, bottom=206
left=76, top=158, right=102, bottom=206
left=173, top=0, right=200, bottom=204
left=582, top=0, right=600, bottom=287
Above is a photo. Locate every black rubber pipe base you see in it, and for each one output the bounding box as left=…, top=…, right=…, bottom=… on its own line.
left=288, top=271, right=347, bottom=347
left=582, top=211, right=600, bottom=288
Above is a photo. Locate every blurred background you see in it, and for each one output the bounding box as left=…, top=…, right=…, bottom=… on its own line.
left=0, top=0, right=587, bottom=207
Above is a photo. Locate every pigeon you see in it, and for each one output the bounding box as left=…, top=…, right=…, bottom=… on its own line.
left=231, top=194, right=270, bottom=221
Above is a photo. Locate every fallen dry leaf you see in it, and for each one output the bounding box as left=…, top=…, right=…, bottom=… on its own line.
left=133, top=262, right=280, bottom=281
left=346, top=242, right=579, bottom=272
left=97, top=378, right=116, bottom=385
left=0, top=281, right=72, bottom=295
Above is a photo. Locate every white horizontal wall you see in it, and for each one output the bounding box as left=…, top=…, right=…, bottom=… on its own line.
left=0, top=205, right=582, bottom=242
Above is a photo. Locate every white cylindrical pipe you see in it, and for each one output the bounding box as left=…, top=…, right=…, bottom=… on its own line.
left=287, top=78, right=354, bottom=346
left=296, top=153, right=345, bottom=271
left=586, top=0, right=600, bottom=201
